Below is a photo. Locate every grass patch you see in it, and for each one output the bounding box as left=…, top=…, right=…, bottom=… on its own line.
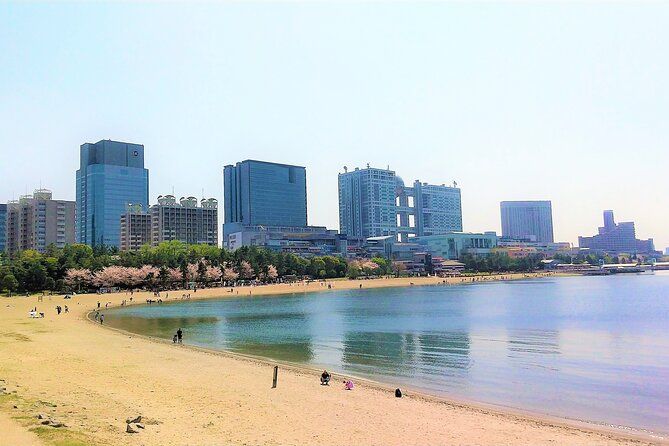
left=29, top=426, right=94, bottom=446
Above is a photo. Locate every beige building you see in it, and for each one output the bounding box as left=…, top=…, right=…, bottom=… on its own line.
left=119, top=204, right=152, bottom=251
left=151, top=195, right=218, bottom=246
left=5, top=189, right=75, bottom=255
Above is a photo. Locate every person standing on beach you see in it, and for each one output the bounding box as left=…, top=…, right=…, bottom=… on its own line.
left=100, top=314, right=104, bottom=324
left=177, top=328, right=183, bottom=344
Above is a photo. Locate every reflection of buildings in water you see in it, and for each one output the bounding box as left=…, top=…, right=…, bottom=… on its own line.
left=341, top=331, right=472, bottom=377
left=417, top=332, right=471, bottom=372
left=506, top=328, right=561, bottom=357
left=108, top=315, right=218, bottom=339
left=342, top=331, right=419, bottom=376
left=228, top=340, right=314, bottom=363
left=225, top=311, right=314, bottom=363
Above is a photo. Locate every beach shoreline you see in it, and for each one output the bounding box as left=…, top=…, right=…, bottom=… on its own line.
left=1, top=273, right=665, bottom=446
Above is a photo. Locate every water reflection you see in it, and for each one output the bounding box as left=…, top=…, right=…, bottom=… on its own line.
left=342, top=331, right=418, bottom=376
left=417, top=332, right=471, bottom=372
left=108, top=316, right=219, bottom=339
left=507, top=329, right=561, bottom=355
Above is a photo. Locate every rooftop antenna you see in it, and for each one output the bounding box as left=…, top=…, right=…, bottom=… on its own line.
left=366, top=162, right=370, bottom=169
left=343, top=166, right=348, bottom=173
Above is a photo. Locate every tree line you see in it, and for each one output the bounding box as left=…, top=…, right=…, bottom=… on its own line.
left=0, top=241, right=362, bottom=294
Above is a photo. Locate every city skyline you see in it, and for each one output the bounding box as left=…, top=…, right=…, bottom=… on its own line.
left=1, top=3, right=667, bottom=249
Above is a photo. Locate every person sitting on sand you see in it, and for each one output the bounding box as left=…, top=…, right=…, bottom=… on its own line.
left=173, top=334, right=178, bottom=344
left=321, top=370, right=331, bottom=385
left=344, top=379, right=354, bottom=390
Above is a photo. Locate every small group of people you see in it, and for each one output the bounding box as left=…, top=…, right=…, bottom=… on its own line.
left=172, top=328, right=183, bottom=344
left=55, top=305, right=68, bottom=315
left=94, top=311, right=104, bottom=324
left=180, top=293, right=191, bottom=300
left=29, top=307, right=45, bottom=318
left=319, top=369, right=401, bottom=397
left=320, top=370, right=354, bottom=390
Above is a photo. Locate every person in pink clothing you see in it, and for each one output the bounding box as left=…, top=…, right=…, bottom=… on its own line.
left=344, top=380, right=354, bottom=390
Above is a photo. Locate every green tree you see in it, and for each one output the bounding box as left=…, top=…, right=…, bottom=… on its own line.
left=2, top=274, right=19, bottom=294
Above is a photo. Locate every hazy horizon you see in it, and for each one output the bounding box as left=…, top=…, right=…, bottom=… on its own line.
left=1, top=3, right=667, bottom=249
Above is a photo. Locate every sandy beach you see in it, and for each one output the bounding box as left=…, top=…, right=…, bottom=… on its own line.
left=0, top=273, right=664, bottom=446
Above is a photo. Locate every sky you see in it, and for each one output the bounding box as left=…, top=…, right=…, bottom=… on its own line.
left=1, top=2, right=667, bottom=249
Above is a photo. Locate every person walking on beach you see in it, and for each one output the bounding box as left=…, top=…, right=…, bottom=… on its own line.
left=97, top=301, right=100, bottom=309
left=177, top=328, right=183, bottom=344
left=100, top=314, right=104, bottom=324
left=64, top=305, right=69, bottom=313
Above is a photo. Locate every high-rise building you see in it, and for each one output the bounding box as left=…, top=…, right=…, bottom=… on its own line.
left=338, top=166, right=462, bottom=242
left=500, top=201, right=554, bottom=243
left=0, top=204, right=6, bottom=252
left=119, top=204, right=153, bottom=252
left=151, top=195, right=218, bottom=246
left=223, top=160, right=307, bottom=228
left=5, top=189, right=75, bottom=255
left=578, top=210, right=654, bottom=254
left=338, top=166, right=397, bottom=240
left=223, top=160, right=308, bottom=246
left=76, top=140, right=149, bottom=248
left=397, top=179, right=462, bottom=241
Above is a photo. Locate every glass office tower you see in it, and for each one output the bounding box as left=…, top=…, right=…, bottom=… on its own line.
left=223, top=160, right=307, bottom=228
left=76, top=140, right=149, bottom=248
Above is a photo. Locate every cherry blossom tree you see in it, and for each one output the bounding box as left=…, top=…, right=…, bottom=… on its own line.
left=168, top=268, right=183, bottom=283
left=92, top=266, right=126, bottom=288
left=222, top=266, right=239, bottom=282
left=237, top=260, right=254, bottom=280
left=205, top=266, right=222, bottom=283
left=261, top=265, right=278, bottom=282
left=64, top=268, right=92, bottom=291
left=187, top=263, right=199, bottom=281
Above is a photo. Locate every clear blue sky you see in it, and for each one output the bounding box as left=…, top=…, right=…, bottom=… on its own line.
left=1, top=2, right=667, bottom=249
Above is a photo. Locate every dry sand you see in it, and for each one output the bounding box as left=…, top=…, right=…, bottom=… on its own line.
left=0, top=274, right=664, bottom=446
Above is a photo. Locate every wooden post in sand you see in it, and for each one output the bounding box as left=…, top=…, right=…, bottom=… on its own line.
left=272, top=365, right=278, bottom=388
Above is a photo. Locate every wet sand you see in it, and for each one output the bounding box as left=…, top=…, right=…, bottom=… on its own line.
left=0, top=274, right=664, bottom=445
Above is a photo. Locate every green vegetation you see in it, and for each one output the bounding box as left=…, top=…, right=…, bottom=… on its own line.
left=0, top=241, right=350, bottom=294
left=460, top=252, right=544, bottom=272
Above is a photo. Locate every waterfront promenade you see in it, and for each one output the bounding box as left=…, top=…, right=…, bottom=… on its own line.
left=0, top=274, right=662, bottom=446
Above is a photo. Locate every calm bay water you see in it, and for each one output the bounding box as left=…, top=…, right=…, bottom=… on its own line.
left=106, top=273, right=669, bottom=435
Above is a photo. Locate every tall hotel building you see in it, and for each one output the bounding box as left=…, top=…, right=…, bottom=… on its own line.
left=500, top=200, right=554, bottom=243
left=5, top=189, right=75, bottom=255
left=76, top=140, right=149, bottom=248
left=338, top=166, right=462, bottom=241
left=150, top=195, right=218, bottom=246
